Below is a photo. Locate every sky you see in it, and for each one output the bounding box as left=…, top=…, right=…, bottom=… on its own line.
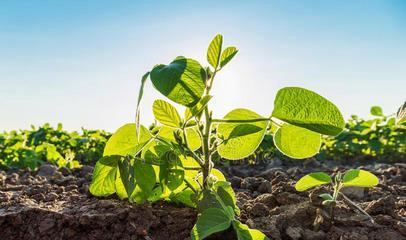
left=1, top=0, right=405, bottom=132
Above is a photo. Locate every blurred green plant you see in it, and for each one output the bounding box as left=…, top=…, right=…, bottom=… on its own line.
left=318, top=105, right=406, bottom=162
left=0, top=123, right=110, bottom=170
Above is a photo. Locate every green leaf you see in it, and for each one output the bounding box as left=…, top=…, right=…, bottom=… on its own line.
left=167, top=168, right=185, bottom=191
left=370, top=106, right=383, bottom=116
left=118, top=158, right=137, bottom=199
left=216, top=181, right=240, bottom=215
left=150, top=57, right=206, bottom=107
left=342, top=169, right=379, bottom=187
left=186, top=127, right=202, bottom=151
left=319, top=193, right=333, bottom=201
left=396, top=102, right=406, bottom=125
left=89, top=157, right=119, bottom=196
left=217, top=109, right=269, bottom=160
left=191, top=208, right=232, bottom=240
left=115, top=169, right=128, bottom=199
left=272, top=87, right=345, bottom=136
left=233, top=220, right=269, bottom=240
left=274, top=123, right=321, bottom=159
left=185, top=95, right=213, bottom=121
left=103, top=124, right=151, bottom=157
left=295, top=172, right=332, bottom=192
left=220, top=47, right=238, bottom=68
left=207, top=34, right=223, bottom=69
left=134, top=160, right=156, bottom=197
left=153, top=99, right=182, bottom=128
left=135, top=71, right=150, bottom=134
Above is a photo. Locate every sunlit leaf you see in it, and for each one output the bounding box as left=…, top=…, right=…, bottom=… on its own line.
left=103, top=124, right=151, bottom=157
left=233, top=220, right=269, bottom=240
left=150, top=57, right=206, bottom=107
left=220, top=47, right=238, bottom=68
left=274, top=123, right=321, bottom=159
left=342, top=169, right=379, bottom=187
left=295, top=172, right=332, bottom=191
left=153, top=99, right=182, bottom=128
left=90, top=157, right=119, bottom=196
left=207, top=34, right=223, bottom=69
left=217, top=109, right=269, bottom=160
left=272, top=87, right=345, bottom=136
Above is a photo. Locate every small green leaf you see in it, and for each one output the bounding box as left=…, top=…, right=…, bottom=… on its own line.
left=103, top=124, right=151, bottom=157
left=295, top=172, right=332, bottom=192
left=233, top=220, right=269, bottom=240
left=167, top=168, right=185, bottom=191
left=217, top=109, right=269, bottom=160
left=185, top=95, right=213, bottom=121
left=191, top=208, right=232, bottom=240
left=90, top=157, right=119, bottom=196
left=153, top=99, right=182, bottom=128
left=207, top=34, right=223, bottom=69
left=220, top=47, right=238, bottom=68
left=342, top=169, right=379, bottom=187
left=319, top=193, right=333, bottom=201
left=150, top=57, right=206, bottom=107
left=186, top=127, right=202, bottom=151
left=272, top=87, right=345, bottom=136
left=370, top=106, right=383, bottom=117
left=274, top=123, right=321, bottom=159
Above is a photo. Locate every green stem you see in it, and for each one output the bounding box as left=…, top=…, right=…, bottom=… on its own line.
left=211, top=117, right=270, bottom=124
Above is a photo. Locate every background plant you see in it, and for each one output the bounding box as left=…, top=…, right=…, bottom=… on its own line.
left=0, top=123, right=110, bottom=170
left=89, top=34, right=346, bottom=239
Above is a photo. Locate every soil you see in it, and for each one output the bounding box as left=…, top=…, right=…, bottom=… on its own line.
left=1, top=158, right=405, bottom=240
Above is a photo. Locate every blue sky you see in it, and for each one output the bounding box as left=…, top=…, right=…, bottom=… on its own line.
left=1, top=0, right=405, bottom=131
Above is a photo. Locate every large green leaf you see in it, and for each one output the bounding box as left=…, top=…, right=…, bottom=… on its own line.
left=217, top=109, right=269, bottom=160
left=272, top=87, right=345, bottom=136
left=150, top=57, right=206, bottom=107
left=153, top=99, right=182, bottom=128
left=295, top=172, right=332, bottom=192
left=220, top=47, right=238, bottom=68
left=103, top=124, right=151, bottom=157
left=207, top=34, right=223, bottom=69
left=233, top=220, right=269, bottom=240
left=342, top=169, right=379, bottom=187
left=191, top=208, right=232, bottom=240
left=89, top=156, right=120, bottom=197
left=274, top=123, right=321, bottom=159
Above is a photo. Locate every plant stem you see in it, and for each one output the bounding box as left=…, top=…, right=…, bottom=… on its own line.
left=340, top=192, right=375, bottom=224
left=211, top=118, right=270, bottom=123
left=200, top=68, right=217, bottom=189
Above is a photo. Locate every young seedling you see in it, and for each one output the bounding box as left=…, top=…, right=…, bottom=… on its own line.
left=89, top=34, right=345, bottom=239
left=295, top=169, right=379, bottom=224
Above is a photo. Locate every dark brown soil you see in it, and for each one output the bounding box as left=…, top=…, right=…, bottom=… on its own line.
left=1, top=158, right=405, bottom=240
